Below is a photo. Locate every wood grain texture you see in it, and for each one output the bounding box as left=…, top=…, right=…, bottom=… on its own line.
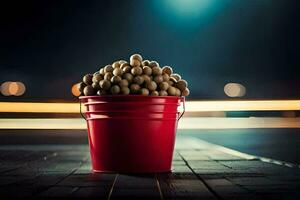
left=0, top=136, right=299, bottom=199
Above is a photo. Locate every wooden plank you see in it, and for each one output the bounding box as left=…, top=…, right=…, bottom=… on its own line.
left=110, top=174, right=161, bottom=199
left=58, top=173, right=116, bottom=187
left=37, top=186, right=79, bottom=198
left=36, top=173, right=117, bottom=198
left=157, top=173, right=216, bottom=199
left=205, top=178, right=254, bottom=200
left=73, top=186, right=114, bottom=199
left=1, top=136, right=300, bottom=199
left=158, top=152, right=216, bottom=199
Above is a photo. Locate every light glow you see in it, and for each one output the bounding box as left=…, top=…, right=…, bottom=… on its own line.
left=0, top=117, right=299, bottom=130
left=71, top=83, right=81, bottom=97
left=0, top=81, right=26, bottom=96
left=0, top=102, right=80, bottom=113
left=0, top=81, right=12, bottom=96
left=224, top=83, right=246, bottom=97
left=185, top=100, right=300, bottom=112
left=152, top=0, right=221, bottom=27
left=0, top=100, right=300, bottom=113
left=164, top=0, right=214, bottom=18
left=8, top=82, right=19, bottom=95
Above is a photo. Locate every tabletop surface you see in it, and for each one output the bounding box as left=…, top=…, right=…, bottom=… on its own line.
left=0, top=135, right=299, bottom=200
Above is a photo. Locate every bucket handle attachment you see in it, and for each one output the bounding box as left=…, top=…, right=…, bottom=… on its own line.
left=80, top=99, right=87, bottom=121
left=178, top=97, right=185, bottom=120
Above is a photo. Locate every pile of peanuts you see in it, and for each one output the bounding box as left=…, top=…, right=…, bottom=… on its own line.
left=78, top=54, right=190, bottom=97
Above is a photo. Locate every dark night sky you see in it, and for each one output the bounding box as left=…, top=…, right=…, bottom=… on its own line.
left=0, top=0, right=299, bottom=101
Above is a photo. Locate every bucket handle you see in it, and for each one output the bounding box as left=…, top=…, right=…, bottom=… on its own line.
left=178, top=97, right=185, bottom=120
left=79, top=99, right=87, bottom=121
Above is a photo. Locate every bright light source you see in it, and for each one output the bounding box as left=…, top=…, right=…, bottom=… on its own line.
left=224, top=83, right=246, bottom=97
left=71, top=83, right=81, bottom=97
left=152, top=0, right=221, bottom=27
left=165, top=0, right=214, bottom=17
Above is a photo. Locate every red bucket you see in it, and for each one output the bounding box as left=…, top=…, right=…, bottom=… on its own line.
left=79, top=95, right=185, bottom=173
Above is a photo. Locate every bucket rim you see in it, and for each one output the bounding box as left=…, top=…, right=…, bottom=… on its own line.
left=79, top=95, right=185, bottom=121
left=86, top=116, right=179, bottom=120
left=85, top=110, right=180, bottom=114
left=79, top=95, right=184, bottom=100
left=83, top=101, right=181, bottom=106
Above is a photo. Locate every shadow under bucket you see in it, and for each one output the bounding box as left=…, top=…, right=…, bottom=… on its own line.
left=80, top=95, right=185, bottom=173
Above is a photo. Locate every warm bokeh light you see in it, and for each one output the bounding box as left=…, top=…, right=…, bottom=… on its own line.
left=15, top=82, right=26, bottom=96
left=0, top=81, right=12, bottom=96
left=8, top=82, right=19, bottom=95
left=0, top=81, right=26, bottom=96
left=0, top=100, right=300, bottom=113
left=224, top=83, right=246, bottom=97
left=71, top=83, right=81, bottom=97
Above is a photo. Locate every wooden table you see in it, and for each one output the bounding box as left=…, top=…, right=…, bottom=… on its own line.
left=0, top=135, right=299, bottom=199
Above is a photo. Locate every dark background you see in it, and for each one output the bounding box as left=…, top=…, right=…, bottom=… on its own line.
left=0, top=0, right=299, bottom=101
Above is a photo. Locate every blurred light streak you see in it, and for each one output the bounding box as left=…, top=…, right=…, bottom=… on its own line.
left=185, top=100, right=300, bottom=112
left=0, top=102, right=80, bottom=113
left=0, top=100, right=300, bottom=113
left=0, top=117, right=299, bottom=130
left=179, top=117, right=300, bottom=129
